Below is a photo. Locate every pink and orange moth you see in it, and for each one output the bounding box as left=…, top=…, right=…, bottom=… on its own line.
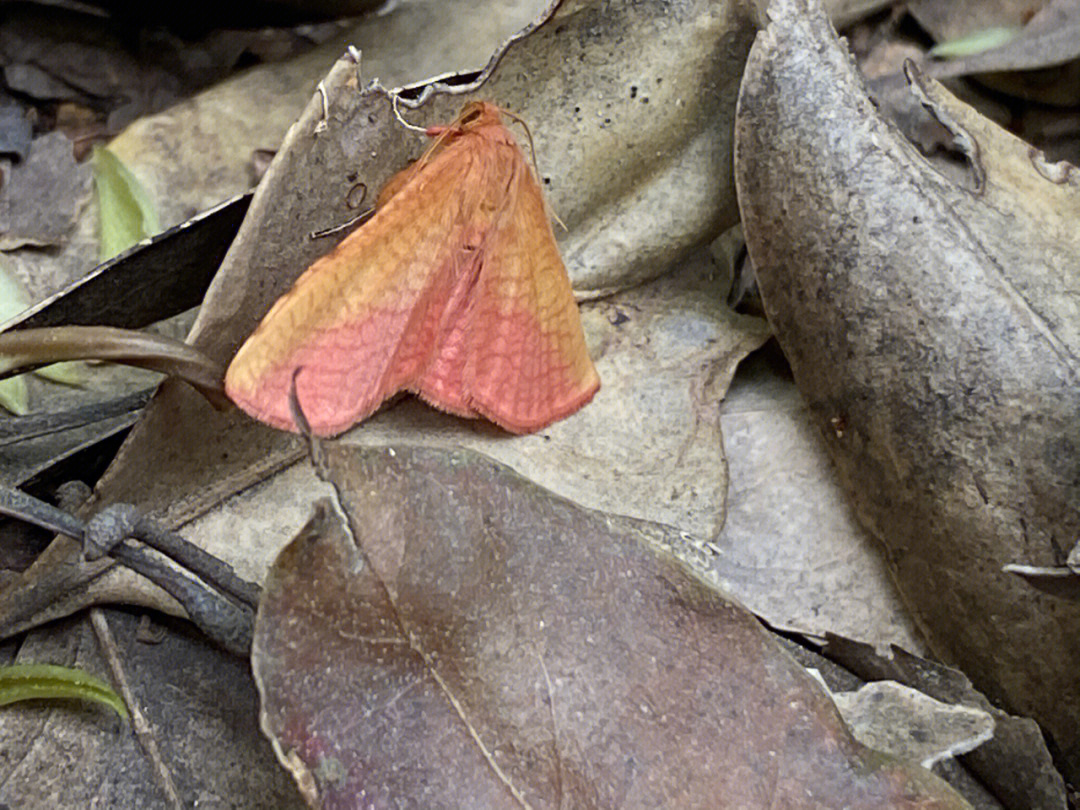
left=224, top=101, right=599, bottom=436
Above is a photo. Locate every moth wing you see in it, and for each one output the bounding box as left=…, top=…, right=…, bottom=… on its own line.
left=460, top=159, right=600, bottom=433
left=225, top=146, right=485, bottom=436
left=409, top=140, right=518, bottom=418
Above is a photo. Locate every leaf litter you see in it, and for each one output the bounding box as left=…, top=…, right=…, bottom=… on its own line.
left=3, top=0, right=1077, bottom=805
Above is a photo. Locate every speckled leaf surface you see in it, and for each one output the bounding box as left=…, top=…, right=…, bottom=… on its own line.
left=252, top=444, right=970, bottom=810
left=715, top=349, right=924, bottom=653
left=735, top=0, right=1080, bottom=780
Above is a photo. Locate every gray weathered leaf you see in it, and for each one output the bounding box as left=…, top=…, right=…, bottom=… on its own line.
left=830, top=681, right=994, bottom=769
left=0, top=0, right=763, bottom=643
left=716, top=347, right=924, bottom=652
left=0, top=131, right=91, bottom=250
left=823, top=635, right=1068, bottom=810
left=735, top=0, right=1080, bottom=782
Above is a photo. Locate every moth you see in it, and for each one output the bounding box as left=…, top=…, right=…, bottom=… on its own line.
left=225, top=101, right=600, bottom=436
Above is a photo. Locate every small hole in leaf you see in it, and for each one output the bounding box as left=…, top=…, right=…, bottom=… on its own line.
left=346, top=183, right=368, bottom=209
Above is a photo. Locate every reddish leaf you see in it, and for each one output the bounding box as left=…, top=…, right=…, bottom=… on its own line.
left=253, top=445, right=969, bottom=809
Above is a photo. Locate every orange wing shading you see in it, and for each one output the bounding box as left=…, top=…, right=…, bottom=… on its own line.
left=446, top=154, right=600, bottom=433
left=225, top=102, right=599, bottom=437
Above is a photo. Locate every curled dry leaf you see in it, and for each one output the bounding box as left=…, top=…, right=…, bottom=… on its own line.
left=253, top=445, right=970, bottom=810
left=735, top=0, right=1080, bottom=780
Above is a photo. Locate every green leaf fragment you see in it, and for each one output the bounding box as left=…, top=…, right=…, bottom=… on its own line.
left=31, top=360, right=87, bottom=386
left=0, top=376, right=28, bottom=414
left=92, top=145, right=160, bottom=262
left=0, top=260, right=88, bottom=413
left=0, top=663, right=128, bottom=720
left=0, top=261, right=28, bottom=324
left=930, top=26, right=1023, bottom=59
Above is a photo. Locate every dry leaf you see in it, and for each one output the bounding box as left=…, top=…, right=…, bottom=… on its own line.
left=0, top=611, right=304, bottom=808
left=0, top=131, right=91, bottom=250
left=253, top=445, right=971, bottom=810
left=735, top=0, right=1080, bottom=780
left=716, top=347, right=924, bottom=652
left=829, top=681, right=994, bottom=769
left=0, top=0, right=762, bottom=641
left=823, top=635, right=1068, bottom=810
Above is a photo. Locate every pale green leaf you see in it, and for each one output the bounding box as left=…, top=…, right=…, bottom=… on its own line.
left=0, top=376, right=28, bottom=414
left=0, top=663, right=128, bottom=720
left=32, top=360, right=87, bottom=386
left=92, top=145, right=160, bottom=262
left=0, top=260, right=30, bottom=413
left=930, top=26, right=1023, bottom=59
left=0, top=259, right=87, bottom=408
left=0, top=260, right=30, bottom=324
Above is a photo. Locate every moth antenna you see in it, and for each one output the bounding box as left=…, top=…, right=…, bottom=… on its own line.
left=549, top=208, right=568, bottom=232
left=499, top=107, right=567, bottom=231
left=390, top=93, right=428, bottom=133
left=391, top=93, right=459, bottom=173
left=499, top=108, right=541, bottom=180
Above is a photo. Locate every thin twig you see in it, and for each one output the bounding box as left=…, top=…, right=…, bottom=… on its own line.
left=90, top=609, right=183, bottom=810
left=309, top=207, right=374, bottom=240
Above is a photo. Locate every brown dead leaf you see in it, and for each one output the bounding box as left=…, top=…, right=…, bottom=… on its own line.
left=253, top=445, right=971, bottom=810
left=735, top=0, right=1080, bottom=780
